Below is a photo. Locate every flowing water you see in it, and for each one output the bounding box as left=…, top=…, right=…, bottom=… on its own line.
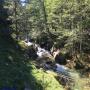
left=25, top=41, right=90, bottom=90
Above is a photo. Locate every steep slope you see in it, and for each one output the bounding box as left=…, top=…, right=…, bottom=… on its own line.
left=0, top=35, right=30, bottom=89
left=0, top=35, right=64, bottom=90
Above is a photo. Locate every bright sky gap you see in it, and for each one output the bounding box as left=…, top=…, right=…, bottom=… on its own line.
left=20, top=0, right=26, bottom=6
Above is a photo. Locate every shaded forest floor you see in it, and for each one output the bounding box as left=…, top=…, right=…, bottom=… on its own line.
left=0, top=34, right=31, bottom=89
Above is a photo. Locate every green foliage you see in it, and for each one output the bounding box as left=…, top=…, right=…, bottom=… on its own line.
left=0, top=0, right=90, bottom=89
left=27, top=63, right=64, bottom=90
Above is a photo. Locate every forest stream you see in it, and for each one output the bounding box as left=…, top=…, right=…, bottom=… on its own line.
left=24, top=40, right=90, bottom=90
left=1, top=0, right=90, bottom=90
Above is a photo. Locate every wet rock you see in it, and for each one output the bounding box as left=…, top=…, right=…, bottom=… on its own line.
left=27, top=45, right=38, bottom=59
left=55, top=53, right=67, bottom=65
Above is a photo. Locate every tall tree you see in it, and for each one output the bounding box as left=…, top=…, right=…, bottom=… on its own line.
left=0, top=0, right=12, bottom=35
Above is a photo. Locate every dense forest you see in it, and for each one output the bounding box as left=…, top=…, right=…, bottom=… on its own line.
left=0, top=0, right=90, bottom=90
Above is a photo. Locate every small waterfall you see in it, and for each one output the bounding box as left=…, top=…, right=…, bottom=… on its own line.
left=24, top=40, right=83, bottom=90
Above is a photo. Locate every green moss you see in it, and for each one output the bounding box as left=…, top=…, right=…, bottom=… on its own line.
left=27, top=63, right=64, bottom=90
